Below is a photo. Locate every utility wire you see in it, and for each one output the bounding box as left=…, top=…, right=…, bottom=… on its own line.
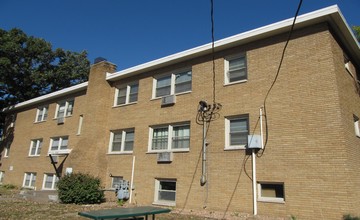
left=261, top=0, right=303, bottom=155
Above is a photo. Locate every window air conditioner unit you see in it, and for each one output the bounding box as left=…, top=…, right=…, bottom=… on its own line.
left=157, top=152, right=173, bottom=162
left=161, top=95, right=176, bottom=106
left=57, top=117, right=64, bottom=124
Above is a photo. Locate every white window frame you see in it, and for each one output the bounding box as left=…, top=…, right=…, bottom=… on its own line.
left=49, top=136, right=69, bottom=154
left=114, top=82, right=139, bottom=106
left=29, top=139, right=42, bottom=156
left=111, top=176, right=123, bottom=189
left=35, top=106, right=48, bottom=122
left=354, top=115, right=360, bottom=138
left=225, top=115, right=249, bottom=150
left=152, top=69, right=192, bottom=99
left=55, top=99, right=74, bottom=118
left=257, top=182, right=285, bottom=203
left=154, top=179, right=176, bottom=206
left=108, top=129, right=135, bottom=154
left=23, top=172, right=36, bottom=189
left=42, top=173, right=58, bottom=190
left=148, top=123, right=190, bottom=153
left=4, top=142, right=10, bottom=157
left=0, top=171, right=4, bottom=184
left=224, top=53, right=247, bottom=85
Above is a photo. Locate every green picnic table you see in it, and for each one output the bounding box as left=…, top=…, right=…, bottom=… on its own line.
left=78, top=206, right=171, bottom=220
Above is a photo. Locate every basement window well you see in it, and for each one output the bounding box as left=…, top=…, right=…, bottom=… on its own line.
left=258, top=182, right=285, bottom=203
left=154, top=179, right=176, bottom=206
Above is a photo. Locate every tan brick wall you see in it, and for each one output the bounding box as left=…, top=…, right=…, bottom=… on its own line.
left=1, top=22, right=359, bottom=219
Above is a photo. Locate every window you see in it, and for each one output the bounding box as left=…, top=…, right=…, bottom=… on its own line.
left=115, top=83, right=139, bottom=106
left=153, top=70, right=192, bottom=98
left=354, top=115, right=360, bottom=137
left=43, top=173, right=58, bottom=190
left=225, top=116, right=249, bottom=150
left=225, top=54, right=247, bottom=84
left=49, top=136, right=69, bottom=153
left=109, top=129, right=134, bottom=153
left=149, top=123, right=190, bottom=152
left=154, top=179, right=176, bottom=206
left=4, top=143, right=10, bottom=157
left=29, top=139, right=42, bottom=156
left=111, top=176, right=123, bottom=189
left=0, top=171, right=4, bottom=184
left=56, top=99, right=74, bottom=118
left=23, top=172, right=36, bottom=188
left=258, top=182, right=285, bottom=203
left=35, top=106, right=48, bottom=122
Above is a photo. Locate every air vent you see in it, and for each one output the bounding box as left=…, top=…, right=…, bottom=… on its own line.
left=157, top=152, right=173, bottom=162
left=161, top=95, right=176, bottom=106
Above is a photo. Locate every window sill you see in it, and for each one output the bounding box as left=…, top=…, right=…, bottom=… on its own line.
left=147, top=149, right=189, bottom=154
left=112, top=102, right=137, bottom=108
left=224, top=146, right=246, bottom=151
left=224, top=79, right=248, bottom=86
left=34, top=120, right=47, bottom=124
left=152, top=201, right=176, bottom=207
left=258, top=198, right=285, bottom=204
left=107, top=152, right=133, bottom=155
left=151, top=91, right=192, bottom=101
left=28, top=155, right=41, bottom=158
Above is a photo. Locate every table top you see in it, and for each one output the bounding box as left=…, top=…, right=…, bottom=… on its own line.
left=78, top=206, right=171, bottom=219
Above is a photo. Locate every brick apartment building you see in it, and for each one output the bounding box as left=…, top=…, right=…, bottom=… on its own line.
left=1, top=5, right=359, bottom=219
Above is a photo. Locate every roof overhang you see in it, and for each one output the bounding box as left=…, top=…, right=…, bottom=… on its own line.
left=106, top=5, right=360, bottom=82
left=2, top=82, right=88, bottom=112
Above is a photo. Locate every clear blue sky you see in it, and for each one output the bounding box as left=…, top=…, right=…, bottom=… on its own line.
left=0, top=0, right=359, bottom=71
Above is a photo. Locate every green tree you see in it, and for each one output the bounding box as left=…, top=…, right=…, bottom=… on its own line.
left=353, top=26, right=360, bottom=42
left=0, top=28, right=90, bottom=123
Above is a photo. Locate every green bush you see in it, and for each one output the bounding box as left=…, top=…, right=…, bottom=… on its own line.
left=344, top=214, right=360, bottom=220
left=1, top=184, right=17, bottom=189
left=57, top=173, right=104, bottom=204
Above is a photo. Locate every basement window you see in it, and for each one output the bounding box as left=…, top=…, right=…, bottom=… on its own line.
left=354, top=115, right=360, bottom=138
left=23, top=172, right=36, bottom=189
left=154, top=179, right=176, bottom=206
left=258, top=182, right=285, bottom=203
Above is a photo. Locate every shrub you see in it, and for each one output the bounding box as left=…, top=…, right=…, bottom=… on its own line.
left=1, top=184, right=17, bottom=189
left=57, top=173, right=104, bottom=204
left=344, top=214, right=360, bottom=220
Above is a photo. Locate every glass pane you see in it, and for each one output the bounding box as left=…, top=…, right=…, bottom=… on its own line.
left=230, top=133, right=248, bottom=145
left=261, top=184, right=284, bottom=198
left=129, top=84, right=138, bottom=103
left=66, top=100, right=74, bottom=116
left=57, top=102, right=66, bottom=118
left=45, top=175, right=53, bottom=189
left=158, top=191, right=176, bottom=201
left=117, top=88, right=127, bottom=105
left=31, top=142, right=37, bottom=155
left=124, top=131, right=134, bottom=151
left=31, top=174, right=36, bottom=187
left=175, top=71, right=192, bottom=93
left=43, top=107, right=48, bottom=120
left=172, top=125, right=190, bottom=149
left=51, top=138, right=60, bottom=151
left=37, top=140, right=42, bottom=155
left=156, top=76, right=171, bottom=97
left=152, top=128, right=168, bottom=150
left=160, top=181, right=176, bottom=190
left=60, top=138, right=68, bottom=150
left=230, top=119, right=248, bottom=132
left=37, top=108, right=43, bottom=121
left=229, top=56, right=247, bottom=82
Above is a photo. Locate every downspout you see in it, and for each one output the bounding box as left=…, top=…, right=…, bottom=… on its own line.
left=200, top=120, right=207, bottom=186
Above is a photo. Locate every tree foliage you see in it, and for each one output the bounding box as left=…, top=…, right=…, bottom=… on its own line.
left=353, top=26, right=360, bottom=42
left=0, top=28, right=90, bottom=108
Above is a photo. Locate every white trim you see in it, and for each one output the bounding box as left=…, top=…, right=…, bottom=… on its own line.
left=42, top=173, right=58, bottom=190
left=153, top=178, right=176, bottom=206
left=257, top=182, right=285, bottom=203
left=108, top=129, right=134, bottom=153
left=224, top=116, right=249, bottom=150
left=3, top=82, right=87, bottom=112
left=28, top=139, right=42, bottom=156
left=23, top=172, right=36, bottom=189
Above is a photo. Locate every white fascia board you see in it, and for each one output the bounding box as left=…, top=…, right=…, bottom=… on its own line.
left=3, top=82, right=88, bottom=112
left=107, top=5, right=358, bottom=82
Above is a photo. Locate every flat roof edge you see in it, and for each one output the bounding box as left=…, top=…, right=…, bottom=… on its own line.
left=106, top=5, right=350, bottom=81
left=2, top=82, right=88, bottom=112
